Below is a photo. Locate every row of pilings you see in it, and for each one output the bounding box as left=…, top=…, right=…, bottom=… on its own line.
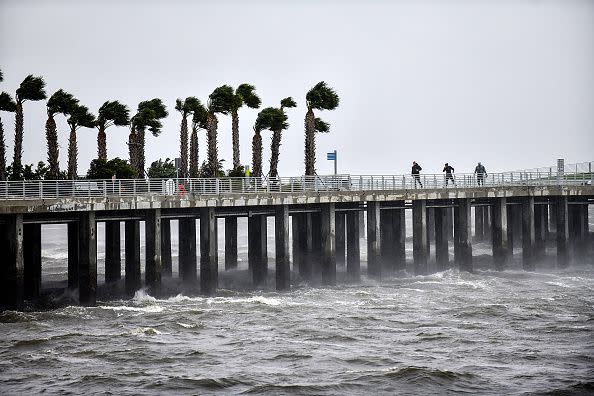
left=0, top=196, right=590, bottom=310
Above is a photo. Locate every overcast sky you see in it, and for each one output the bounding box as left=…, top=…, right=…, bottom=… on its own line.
left=1, top=0, right=592, bottom=176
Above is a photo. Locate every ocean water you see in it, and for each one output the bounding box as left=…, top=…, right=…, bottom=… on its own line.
left=1, top=216, right=593, bottom=395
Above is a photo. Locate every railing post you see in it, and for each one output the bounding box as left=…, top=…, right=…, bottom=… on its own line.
left=216, top=178, right=220, bottom=194
left=133, top=179, right=136, bottom=196
left=103, top=181, right=107, bottom=197
left=22, top=180, right=25, bottom=198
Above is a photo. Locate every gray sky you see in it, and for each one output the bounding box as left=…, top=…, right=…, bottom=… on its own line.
left=1, top=0, right=593, bottom=176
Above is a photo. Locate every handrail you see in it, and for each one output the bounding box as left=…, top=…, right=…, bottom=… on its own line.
left=0, top=170, right=592, bottom=200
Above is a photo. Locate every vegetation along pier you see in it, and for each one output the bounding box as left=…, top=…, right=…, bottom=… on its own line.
left=0, top=168, right=592, bottom=310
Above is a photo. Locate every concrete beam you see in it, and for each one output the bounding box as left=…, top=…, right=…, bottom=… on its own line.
left=145, top=209, right=162, bottom=292
left=78, top=212, right=97, bottom=306
left=522, top=197, right=536, bottom=270
left=161, top=219, right=172, bottom=277
left=248, top=214, right=267, bottom=286
left=1, top=214, right=24, bottom=309
left=413, top=200, right=428, bottom=275
left=275, top=205, right=290, bottom=290
left=454, top=198, right=473, bottom=272
left=367, top=201, right=381, bottom=278
left=556, top=196, right=569, bottom=267
left=492, top=198, right=508, bottom=270
left=67, top=222, right=79, bottom=290
left=200, top=208, right=218, bottom=295
left=24, top=223, right=41, bottom=300
left=346, top=211, right=360, bottom=281
left=320, top=203, right=336, bottom=285
left=105, top=220, right=121, bottom=283
left=434, top=207, right=449, bottom=271
left=335, top=212, right=345, bottom=267
left=179, top=218, right=197, bottom=285
left=224, top=217, right=238, bottom=270
left=125, top=220, right=141, bottom=296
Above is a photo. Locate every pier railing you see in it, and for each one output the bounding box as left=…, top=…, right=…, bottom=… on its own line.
left=0, top=170, right=592, bottom=200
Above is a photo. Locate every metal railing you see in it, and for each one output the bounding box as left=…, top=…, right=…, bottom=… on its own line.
left=0, top=169, right=592, bottom=201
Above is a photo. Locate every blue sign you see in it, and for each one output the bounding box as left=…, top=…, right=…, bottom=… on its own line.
left=327, top=152, right=336, bottom=160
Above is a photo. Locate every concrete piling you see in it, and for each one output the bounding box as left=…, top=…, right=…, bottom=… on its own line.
left=145, top=209, right=162, bottom=292
left=434, top=207, right=449, bottom=271
left=161, top=219, right=172, bottom=277
left=1, top=214, right=24, bottom=309
left=367, top=201, right=381, bottom=278
left=412, top=200, right=428, bottom=275
left=335, top=212, right=346, bottom=267
left=522, top=197, right=536, bottom=270
left=248, top=214, right=267, bottom=286
left=346, top=211, right=361, bottom=281
left=105, top=220, right=121, bottom=283
left=454, top=199, right=473, bottom=272
left=23, top=223, right=41, bottom=300
left=125, top=220, right=141, bottom=296
left=475, top=206, right=484, bottom=241
left=534, top=204, right=546, bottom=258
left=380, top=208, right=395, bottom=272
left=178, top=218, right=197, bottom=285
left=320, top=203, right=336, bottom=285
left=394, top=205, right=406, bottom=270
left=275, top=205, right=290, bottom=290
left=492, top=198, right=508, bottom=270
left=556, top=197, right=569, bottom=267
left=225, top=217, right=238, bottom=270
left=78, top=212, right=97, bottom=306
left=200, top=208, right=218, bottom=295
left=67, top=222, right=79, bottom=290
left=296, top=213, right=314, bottom=281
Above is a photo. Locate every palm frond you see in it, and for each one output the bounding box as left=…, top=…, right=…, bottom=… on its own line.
left=98, top=100, right=130, bottom=127
left=68, top=104, right=96, bottom=129
left=0, top=69, right=3, bottom=82
left=16, top=75, right=47, bottom=102
left=0, top=92, right=17, bottom=112
left=314, top=117, right=330, bottom=133
left=208, top=85, right=234, bottom=114
left=175, top=98, right=184, bottom=113
left=47, top=89, right=78, bottom=117
left=237, top=84, right=261, bottom=109
left=280, top=97, right=297, bottom=109
left=306, top=81, right=339, bottom=111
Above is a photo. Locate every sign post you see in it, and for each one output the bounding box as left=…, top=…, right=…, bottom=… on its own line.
left=327, top=150, right=337, bottom=175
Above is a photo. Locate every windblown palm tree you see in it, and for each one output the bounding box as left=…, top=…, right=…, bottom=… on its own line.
left=129, top=99, right=168, bottom=177
left=304, top=81, right=339, bottom=175
left=252, top=107, right=277, bottom=177
left=12, top=75, right=47, bottom=178
left=269, top=97, right=296, bottom=178
left=45, top=90, right=78, bottom=179
left=0, top=86, right=17, bottom=180
left=67, top=104, right=96, bottom=179
left=206, top=86, right=234, bottom=177
left=96, top=101, right=129, bottom=161
left=229, top=84, right=261, bottom=170
left=175, top=97, right=201, bottom=177
left=189, top=100, right=207, bottom=178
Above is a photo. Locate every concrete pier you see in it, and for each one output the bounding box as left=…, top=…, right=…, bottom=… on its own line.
left=454, top=199, right=473, bottom=272
left=1, top=214, right=23, bottom=309
left=178, top=218, right=197, bottom=285
left=413, top=200, right=428, bottom=275
left=225, top=217, right=238, bottom=270
left=335, top=212, right=345, bottom=266
left=275, top=205, right=290, bottom=290
left=346, top=211, right=361, bottom=281
left=145, top=209, right=162, bottom=292
left=434, top=207, right=449, bottom=271
left=556, top=197, right=569, bottom=267
left=534, top=204, right=546, bottom=258
left=125, top=220, right=141, bottom=296
left=506, top=205, right=515, bottom=254
left=492, top=198, right=508, bottom=270
left=24, top=223, right=41, bottom=300
left=200, top=208, right=218, bottom=295
left=394, top=205, right=406, bottom=270
left=522, top=197, right=536, bottom=270
left=475, top=206, right=485, bottom=241
left=426, top=207, right=435, bottom=244
left=67, top=222, right=78, bottom=290
left=380, top=208, right=395, bottom=272
left=104, top=220, right=121, bottom=283
left=248, top=214, right=267, bottom=286
left=367, top=201, right=381, bottom=278
left=161, top=219, right=172, bottom=277
left=295, top=213, right=313, bottom=280
left=484, top=206, right=492, bottom=241
left=78, top=212, right=97, bottom=306
left=320, top=203, right=336, bottom=285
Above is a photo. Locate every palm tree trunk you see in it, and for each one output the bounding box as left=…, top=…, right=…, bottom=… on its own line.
left=231, top=110, right=240, bottom=170
left=179, top=114, right=188, bottom=177
left=45, top=114, right=60, bottom=179
left=128, top=129, right=136, bottom=172
left=138, top=129, right=145, bottom=177
left=189, top=124, right=199, bottom=178
left=252, top=129, right=263, bottom=177
left=304, top=107, right=316, bottom=176
left=12, top=100, right=24, bottom=177
left=206, top=112, right=218, bottom=177
left=269, top=129, right=282, bottom=178
left=97, top=124, right=107, bottom=161
left=67, top=125, right=78, bottom=179
left=0, top=117, right=6, bottom=181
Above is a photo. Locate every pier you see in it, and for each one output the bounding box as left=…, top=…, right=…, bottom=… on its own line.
left=0, top=170, right=592, bottom=310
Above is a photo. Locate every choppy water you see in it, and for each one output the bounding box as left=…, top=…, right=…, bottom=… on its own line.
left=1, top=219, right=593, bottom=395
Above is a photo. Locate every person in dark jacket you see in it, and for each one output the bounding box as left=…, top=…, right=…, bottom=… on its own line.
left=443, top=163, right=455, bottom=186
left=412, top=161, right=422, bottom=188
left=474, top=162, right=487, bottom=186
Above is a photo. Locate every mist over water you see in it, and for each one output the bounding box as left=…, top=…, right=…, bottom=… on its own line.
left=1, top=216, right=593, bottom=395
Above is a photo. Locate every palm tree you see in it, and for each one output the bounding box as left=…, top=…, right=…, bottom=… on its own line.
left=304, top=81, right=339, bottom=175
left=45, top=90, right=78, bottom=179
left=0, top=86, right=17, bottom=180
left=229, top=84, right=261, bottom=170
left=206, top=86, right=234, bottom=177
left=269, top=97, right=296, bottom=178
left=189, top=100, right=207, bottom=178
left=252, top=107, right=277, bottom=177
left=175, top=97, right=201, bottom=177
left=12, top=75, right=47, bottom=178
left=96, top=101, right=129, bottom=161
left=129, top=99, right=168, bottom=177
left=67, top=104, right=96, bottom=179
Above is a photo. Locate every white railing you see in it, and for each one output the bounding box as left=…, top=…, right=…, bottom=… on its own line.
left=0, top=170, right=592, bottom=201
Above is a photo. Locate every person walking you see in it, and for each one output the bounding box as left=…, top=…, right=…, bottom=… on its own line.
left=412, top=161, right=423, bottom=188
left=475, top=162, right=487, bottom=186
left=443, top=162, right=455, bottom=186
